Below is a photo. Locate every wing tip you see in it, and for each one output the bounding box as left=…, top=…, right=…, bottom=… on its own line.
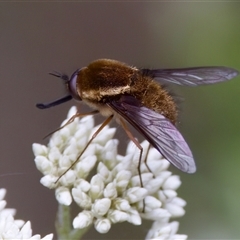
left=227, top=68, right=239, bottom=80
left=177, top=154, right=196, bottom=174
left=186, top=164, right=197, bottom=174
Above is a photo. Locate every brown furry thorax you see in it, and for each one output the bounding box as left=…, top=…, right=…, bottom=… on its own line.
left=75, top=59, right=177, bottom=124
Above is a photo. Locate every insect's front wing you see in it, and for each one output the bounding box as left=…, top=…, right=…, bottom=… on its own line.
left=142, top=66, right=239, bottom=86
left=108, top=95, right=196, bottom=174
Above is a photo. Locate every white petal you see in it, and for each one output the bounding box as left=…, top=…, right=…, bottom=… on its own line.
left=14, top=219, right=25, bottom=228
left=74, top=130, right=89, bottom=145
left=157, top=171, right=172, bottom=183
left=114, top=199, right=131, bottom=211
left=30, top=234, right=42, bottom=239
left=20, top=221, right=32, bottom=238
left=92, top=198, right=111, bottom=216
left=131, top=172, right=153, bottom=187
left=98, top=139, right=118, bottom=169
left=163, top=175, right=181, bottom=190
left=168, top=221, right=180, bottom=235
left=79, top=115, right=94, bottom=131
left=73, top=211, right=93, bottom=229
left=94, top=218, right=111, bottom=233
left=97, top=162, right=112, bottom=183
left=0, top=200, right=7, bottom=211
left=103, top=183, right=117, bottom=199
left=63, top=143, right=78, bottom=160
left=1, top=215, right=21, bottom=238
left=41, top=233, right=54, bottom=240
left=127, top=209, right=141, bottom=225
left=146, top=220, right=180, bottom=239
left=55, top=187, right=72, bottom=206
left=107, top=209, right=129, bottom=223
left=76, top=156, right=97, bottom=178
left=165, top=202, right=186, bottom=218
left=66, top=106, right=78, bottom=119
left=48, top=147, right=61, bottom=164
left=49, top=133, right=64, bottom=148
left=32, top=143, right=48, bottom=157
left=113, top=155, right=133, bottom=175
left=89, top=175, right=104, bottom=200
left=74, top=179, right=91, bottom=192
left=59, top=126, right=71, bottom=140
left=170, top=197, right=186, bottom=207
left=0, top=208, right=16, bottom=218
left=40, top=175, right=58, bottom=189
left=147, top=221, right=187, bottom=240
left=172, top=234, right=188, bottom=240
left=92, top=126, right=116, bottom=145
left=64, top=120, right=79, bottom=134
left=163, top=189, right=177, bottom=199
left=148, top=146, right=161, bottom=158
left=125, top=187, right=148, bottom=203
left=80, top=145, right=96, bottom=159
left=34, top=156, right=54, bottom=175
left=72, top=188, right=92, bottom=209
left=126, top=140, right=138, bottom=155
left=100, top=138, right=118, bottom=153
left=59, top=155, right=72, bottom=168
left=58, top=169, right=76, bottom=186
left=115, top=170, right=132, bottom=192
left=144, top=159, right=170, bottom=176
left=144, top=196, right=162, bottom=210
left=142, top=208, right=171, bottom=221
left=144, top=177, right=165, bottom=195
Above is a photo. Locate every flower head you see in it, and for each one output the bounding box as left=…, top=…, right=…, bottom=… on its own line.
left=0, top=188, right=53, bottom=240
left=146, top=221, right=187, bottom=240
left=33, top=106, right=187, bottom=238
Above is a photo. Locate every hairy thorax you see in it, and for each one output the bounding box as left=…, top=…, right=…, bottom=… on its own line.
left=76, top=59, right=177, bottom=124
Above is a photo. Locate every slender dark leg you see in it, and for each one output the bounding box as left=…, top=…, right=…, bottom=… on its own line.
left=55, top=115, right=114, bottom=183
left=44, top=110, right=99, bottom=139
left=119, top=118, right=147, bottom=212
left=144, top=143, right=154, bottom=176
left=119, top=118, right=143, bottom=187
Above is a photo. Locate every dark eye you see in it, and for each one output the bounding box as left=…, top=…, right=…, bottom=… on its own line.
left=69, top=69, right=82, bottom=101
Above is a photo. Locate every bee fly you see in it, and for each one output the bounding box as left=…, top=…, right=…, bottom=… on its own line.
left=37, top=59, right=239, bottom=185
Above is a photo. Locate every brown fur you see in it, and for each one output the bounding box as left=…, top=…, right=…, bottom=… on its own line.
left=77, top=59, right=177, bottom=124
left=130, top=74, right=177, bottom=124
left=78, top=59, right=134, bottom=101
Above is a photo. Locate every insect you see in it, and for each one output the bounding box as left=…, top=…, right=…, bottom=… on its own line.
left=37, top=59, right=238, bottom=185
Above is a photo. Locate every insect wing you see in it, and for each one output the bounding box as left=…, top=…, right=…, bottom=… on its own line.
left=108, top=95, right=196, bottom=173
left=142, top=67, right=239, bottom=86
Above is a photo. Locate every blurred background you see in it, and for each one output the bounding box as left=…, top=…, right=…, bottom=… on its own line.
left=1, top=2, right=240, bottom=239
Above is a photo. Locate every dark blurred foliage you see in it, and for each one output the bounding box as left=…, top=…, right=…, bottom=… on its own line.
left=1, top=2, right=240, bottom=239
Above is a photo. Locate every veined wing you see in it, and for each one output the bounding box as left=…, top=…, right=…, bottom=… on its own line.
left=107, top=95, right=196, bottom=173
left=141, top=67, right=239, bottom=86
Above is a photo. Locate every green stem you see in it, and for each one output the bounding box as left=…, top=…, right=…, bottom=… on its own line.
left=56, top=204, right=91, bottom=240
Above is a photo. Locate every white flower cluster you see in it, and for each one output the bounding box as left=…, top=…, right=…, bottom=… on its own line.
left=33, top=106, right=187, bottom=239
left=0, top=188, right=53, bottom=239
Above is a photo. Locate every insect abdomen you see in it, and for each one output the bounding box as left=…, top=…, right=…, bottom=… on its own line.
left=130, top=74, right=178, bottom=124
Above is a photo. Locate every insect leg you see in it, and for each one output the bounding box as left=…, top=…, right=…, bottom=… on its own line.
left=119, top=118, right=144, bottom=188
left=55, top=114, right=114, bottom=183
left=119, top=118, right=147, bottom=212
left=143, top=143, right=154, bottom=175
left=44, top=110, right=99, bottom=139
